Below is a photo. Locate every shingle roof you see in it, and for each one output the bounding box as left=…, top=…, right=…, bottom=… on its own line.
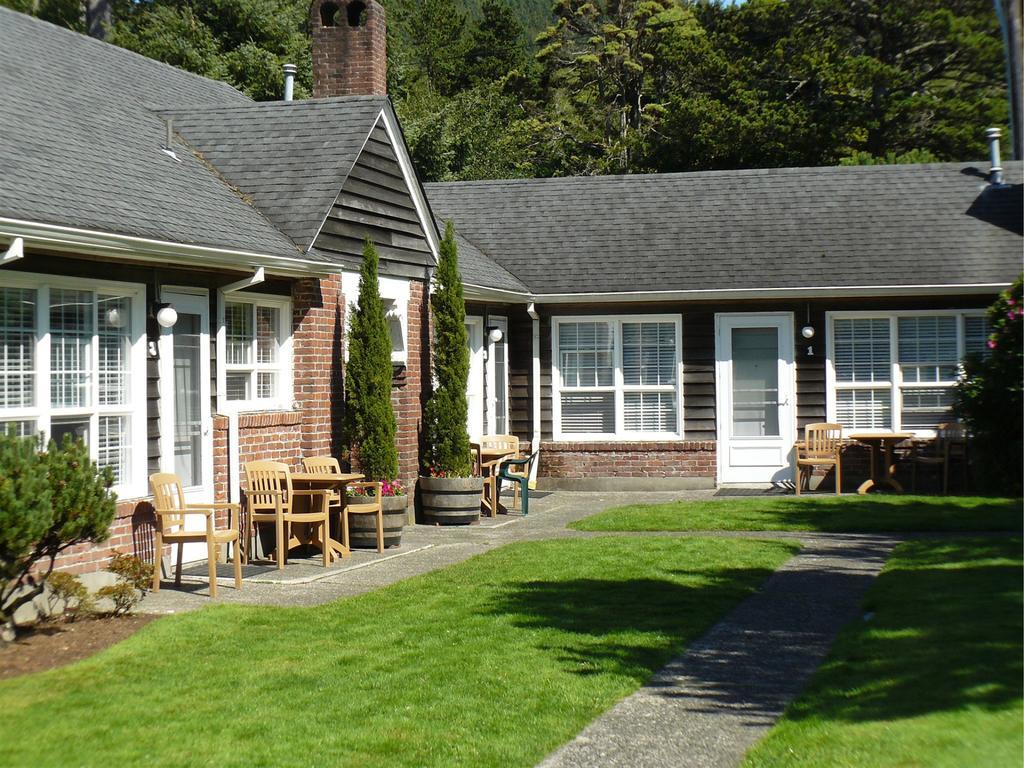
left=442, top=224, right=531, bottom=294
left=425, top=163, right=1023, bottom=295
left=160, top=97, right=389, bottom=252
left=0, top=8, right=301, bottom=259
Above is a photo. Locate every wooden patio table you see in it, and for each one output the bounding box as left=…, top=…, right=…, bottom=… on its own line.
left=289, top=471, right=364, bottom=560
left=472, top=444, right=518, bottom=517
left=848, top=432, right=915, bottom=495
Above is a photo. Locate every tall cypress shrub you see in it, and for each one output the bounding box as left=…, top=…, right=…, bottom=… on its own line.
left=422, top=221, right=473, bottom=477
left=345, top=238, right=399, bottom=482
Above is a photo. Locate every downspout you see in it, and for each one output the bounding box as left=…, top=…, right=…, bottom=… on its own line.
left=527, top=302, right=541, bottom=486
left=220, top=269, right=266, bottom=505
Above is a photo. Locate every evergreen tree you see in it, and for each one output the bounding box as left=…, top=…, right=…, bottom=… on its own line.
left=464, top=0, right=528, bottom=85
left=422, top=222, right=473, bottom=477
left=345, top=239, right=399, bottom=483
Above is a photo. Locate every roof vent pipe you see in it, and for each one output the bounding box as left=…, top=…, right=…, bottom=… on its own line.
left=283, top=63, right=297, bottom=101
left=986, top=127, right=1004, bottom=184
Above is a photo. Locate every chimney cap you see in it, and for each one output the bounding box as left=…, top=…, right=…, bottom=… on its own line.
left=985, top=126, right=1002, bottom=139
left=283, top=63, right=298, bottom=75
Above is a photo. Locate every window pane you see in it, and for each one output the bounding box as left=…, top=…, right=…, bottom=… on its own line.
left=623, top=321, right=676, bottom=386
left=256, top=306, right=279, bottom=364
left=0, top=287, right=35, bottom=409
left=836, top=389, right=891, bottom=430
left=731, top=327, right=780, bottom=437
left=50, top=417, right=89, bottom=448
left=226, top=372, right=250, bottom=401
left=225, top=302, right=253, bottom=365
left=901, top=387, right=955, bottom=431
left=0, top=420, right=36, bottom=438
left=898, top=316, right=957, bottom=383
left=257, top=371, right=275, bottom=399
left=834, top=318, right=890, bottom=383
left=559, top=322, right=613, bottom=388
left=624, top=392, right=677, bottom=432
left=173, top=313, right=203, bottom=487
left=97, top=295, right=131, bottom=406
left=560, top=392, right=615, bottom=434
left=98, top=414, right=129, bottom=486
left=50, top=289, right=92, bottom=408
left=963, top=315, right=991, bottom=359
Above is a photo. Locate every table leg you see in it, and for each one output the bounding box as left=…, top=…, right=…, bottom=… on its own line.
left=883, top=442, right=905, bottom=493
left=857, top=443, right=878, bottom=495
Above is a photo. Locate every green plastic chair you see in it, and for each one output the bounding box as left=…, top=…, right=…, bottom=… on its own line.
left=496, top=452, right=538, bottom=516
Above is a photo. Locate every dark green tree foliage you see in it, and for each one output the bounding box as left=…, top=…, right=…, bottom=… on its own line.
left=0, top=434, right=115, bottom=637
left=465, top=0, right=528, bottom=84
left=402, top=0, right=471, bottom=96
left=422, top=222, right=473, bottom=477
left=0, top=432, right=53, bottom=631
left=955, top=276, right=1023, bottom=497
left=346, top=239, right=399, bottom=482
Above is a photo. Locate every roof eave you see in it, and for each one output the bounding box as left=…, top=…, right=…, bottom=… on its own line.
left=0, top=218, right=335, bottom=278
left=528, top=283, right=1011, bottom=303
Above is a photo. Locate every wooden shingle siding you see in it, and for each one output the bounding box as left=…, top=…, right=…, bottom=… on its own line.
left=513, top=295, right=993, bottom=450
left=508, top=309, right=533, bottom=441
left=313, top=116, right=433, bottom=277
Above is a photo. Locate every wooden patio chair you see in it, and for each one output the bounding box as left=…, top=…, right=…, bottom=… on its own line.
left=795, top=423, right=843, bottom=496
left=243, top=461, right=331, bottom=570
left=477, top=435, right=520, bottom=516
left=909, top=422, right=968, bottom=494
left=149, top=473, right=242, bottom=598
left=302, top=456, right=384, bottom=553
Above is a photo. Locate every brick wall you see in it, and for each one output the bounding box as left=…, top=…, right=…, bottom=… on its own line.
left=539, top=441, right=717, bottom=479
left=310, top=0, right=387, bottom=97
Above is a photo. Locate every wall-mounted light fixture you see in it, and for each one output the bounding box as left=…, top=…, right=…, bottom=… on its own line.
left=155, top=302, right=178, bottom=329
left=802, top=304, right=815, bottom=356
left=801, top=325, right=815, bottom=340
left=487, top=327, right=503, bottom=344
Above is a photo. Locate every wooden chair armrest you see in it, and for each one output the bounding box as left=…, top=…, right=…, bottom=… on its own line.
left=185, top=502, right=240, bottom=512
left=155, top=507, right=214, bottom=518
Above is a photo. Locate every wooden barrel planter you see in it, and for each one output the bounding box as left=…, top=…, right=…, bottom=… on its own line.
left=419, top=476, right=484, bottom=525
left=348, top=494, right=407, bottom=549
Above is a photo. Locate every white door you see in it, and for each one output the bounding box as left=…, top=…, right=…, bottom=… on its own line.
left=716, top=313, right=796, bottom=484
left=159, top=290, right=214, bottom=562
left=486, top=316, right=509, bottom=435
left=465, top=316, right=484, bottom=442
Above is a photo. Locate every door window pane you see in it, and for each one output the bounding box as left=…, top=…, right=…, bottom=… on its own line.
left=731, top=327, right=780, bottom=437
left=0, top=288, right=35, bottom=409
left=173, top=313, right=203, bottom=488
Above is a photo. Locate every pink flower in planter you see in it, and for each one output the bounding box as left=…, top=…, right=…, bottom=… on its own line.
left=987, top=339, right=998, bottom=350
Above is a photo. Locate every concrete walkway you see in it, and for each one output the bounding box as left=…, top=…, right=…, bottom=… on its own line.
left=537, top=534, right=898, bottom=768
left=138, top=490, right=900, bottom=768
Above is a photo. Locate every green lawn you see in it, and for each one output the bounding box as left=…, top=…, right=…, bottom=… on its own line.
left=571, top=495, right=1023, bottom=533
left=744, top=537, right=1023, bottom=767
left=0, top=537, right=796, bottom=768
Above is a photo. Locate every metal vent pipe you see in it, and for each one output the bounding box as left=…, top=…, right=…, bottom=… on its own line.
left=283, top=64, right=297, bottom=101
left=986, top=127, right=1004, bottom=184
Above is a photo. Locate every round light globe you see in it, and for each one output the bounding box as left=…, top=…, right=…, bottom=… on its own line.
left=156, top=305, right=178, bottom=329
left=801, top=325, right=815, bottom=340
left=488, top=327, right=503, bottom=343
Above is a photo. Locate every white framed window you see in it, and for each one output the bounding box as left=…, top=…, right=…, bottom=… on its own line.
left=341, top=271, right=409, bottom=366
left=216, top=293, right=292, bottom=411
left=0, top=273, right=147, bottom=497
left=552, top=315, right=682, bottom=440
left=826, top=310, right=989, bottom=435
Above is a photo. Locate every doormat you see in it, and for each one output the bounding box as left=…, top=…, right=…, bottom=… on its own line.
left=714, top=485, right=793, bottom=497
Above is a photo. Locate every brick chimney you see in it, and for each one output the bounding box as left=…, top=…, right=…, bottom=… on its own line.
left=310, top=0, right=387, bottom=98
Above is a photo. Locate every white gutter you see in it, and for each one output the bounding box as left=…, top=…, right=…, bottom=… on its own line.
left=530, top=282, right=1010, bottom=303
left=0, top=236, right=23, bottom=265
left=462, top=283, right=533, bottom=302
left=0, top=219, right=335, bottom=278
left=527, top=302, right=541, bottom=487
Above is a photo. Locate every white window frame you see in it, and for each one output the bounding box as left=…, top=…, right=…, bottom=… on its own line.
left=216, top=292, right=293, bottom=413
left=0, top=271, right=147, bottom=498
left=826, top=309, right=988, bottom=436
left=552, top=314, right=683, bottom=441
left=340, top=271, right=410, bottom=366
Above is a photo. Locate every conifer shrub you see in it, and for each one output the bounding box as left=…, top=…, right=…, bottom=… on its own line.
left=346, top=238, right=400, bottom=485
left=956, top=275, right=1023, bottom=496
left=45, top=572, right=95, bottom=622
left=0, top=433, right=116, bottom=638
left=97, top=552, right=152, bottom=616
left=422, top=221, right=474, bottom=477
